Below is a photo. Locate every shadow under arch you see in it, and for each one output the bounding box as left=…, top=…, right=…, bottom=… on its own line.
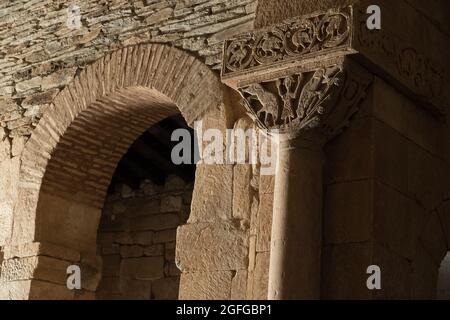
left=411, top=199, right=450, bottom=299
left=4, top=43, right=225, bottom=299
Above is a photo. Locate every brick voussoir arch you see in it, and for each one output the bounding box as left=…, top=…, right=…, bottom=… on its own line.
left=12, top=43, right=224, bottom=248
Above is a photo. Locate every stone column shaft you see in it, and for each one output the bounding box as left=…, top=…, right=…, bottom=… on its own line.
left=269, top=133, right=324, bottom=299
left=221, top=6, right=373, bottom=299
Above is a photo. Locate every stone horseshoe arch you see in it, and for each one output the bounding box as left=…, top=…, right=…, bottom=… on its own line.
left=2, top=43, right=225, bottom=299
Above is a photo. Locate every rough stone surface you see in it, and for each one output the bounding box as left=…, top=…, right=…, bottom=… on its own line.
left=256, top=193, right=273, bottom=253
left=251, top=252, right=269, bottom=300
left=437, top=253, right=450, bottom=299
left=321, top=243, right=372, bottom=299
left=121, top=257, right=165, bottom=280
left=189, top=164, right=233, bottom=222
left=411, top=243, right=440, bottom=299
left=0, top=0, right=256, bottom=157
left=1, top=0, right=450, bottom=302
left=324, top=180, right=372, bottom=245
left=176, top=221, right=249, bottom=272
left=96, top=176, right=192, bottom=300
left=179, top=271, right=233, bottom=300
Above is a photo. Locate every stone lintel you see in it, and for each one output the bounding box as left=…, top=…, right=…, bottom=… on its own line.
left=221, top=6, right=356, bottom=88
left=222, top=4, right=449, bottom=117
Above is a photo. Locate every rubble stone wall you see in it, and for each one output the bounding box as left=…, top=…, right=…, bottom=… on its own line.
left=0, top=0, right=257, bottom=254
left=96, top=176, right=193, bottom=300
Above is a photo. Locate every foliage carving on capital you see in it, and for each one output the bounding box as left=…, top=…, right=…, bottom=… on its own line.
left=238, top=61, right=373, bottom=139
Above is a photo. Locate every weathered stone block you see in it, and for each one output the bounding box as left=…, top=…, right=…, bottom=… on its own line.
left=97, top=232, right=114, bottom=245
left=408, top=142, right=447, bottom=211
left=374, top=120, right=409, bottom=193
left=0, top=257, right=36, bottom=282
left=321, top=243, right=372, bottom=300
left=0, top=127, right=6, bottom=141
left=97, top=276, right=121, bottom=295
left=153, top=229, right=177, bottom=244
left=144, top=244, right=164, bottom=257
left=11, top=136, right=25, bottom=157
left=259, top=174, right=274, bottom=195
left=179, top=271, right=232, bottom=300
left=41, top=68, right=77, bottom=91
left=0, top=202, right=13, bottom=246
left=324, top=117, right=374, bottom=184
left=2, top=242, right=80, bottom=262
left=189, top=164, right=233, bottom=222
left=164, top=175, right=186, bottom=191
left=130, top=214, right=180, bottom=231
left=127, top=199, right=160, bottom=216
left=419, top=212, right=448, bottom=266
left=120, top=257, right=164, bottom=280
left=176, top=222, right=249, bottom=272
left=74, top=290, right=96, bottom=300
left=233, top=164, right=252, bottom=221
left=251, top=252, right=269, bottom=300
left=101, top=243, right=120, bottom=255
left=0, top=139, right=10, bottom=163
left=33, top=256, right=72, bottom=285
left=36, top=192, right=102, bottom=253
left=98, top=212, right=129, bottom=232
left=372, top=244, right=411, bottom=299
left=255, top=0, right=353, bottom=27
left=411, top=243, right=440, bottom=299
left=373, top=182, right=425, bottom=260
left=437, top=201, right=450, bottom=249
left=371, top=76, right=406, bottom=128
left=145, top=8, right=174, bottom=25
left=437, top=253, right=450, bottom=299
left=80, top=254, right=102, bottom=291
left=165, top=262, right=181, bottom=277
left=102, top=255, right=121, bottom=277
left=112, top=202, right=127, bottom=214
left=256, top=193, right=272, bottom=252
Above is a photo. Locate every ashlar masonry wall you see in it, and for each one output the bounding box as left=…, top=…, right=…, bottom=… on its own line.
left=253, top=0, right=450, bottom=299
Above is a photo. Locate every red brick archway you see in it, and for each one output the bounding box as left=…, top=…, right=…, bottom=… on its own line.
left=2, top=43, right=225, bottom=299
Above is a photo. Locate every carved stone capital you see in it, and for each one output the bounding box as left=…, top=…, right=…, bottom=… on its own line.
left=222, top=4, right=449, bottom=118
left=236, top=58, right=373, bottom=141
